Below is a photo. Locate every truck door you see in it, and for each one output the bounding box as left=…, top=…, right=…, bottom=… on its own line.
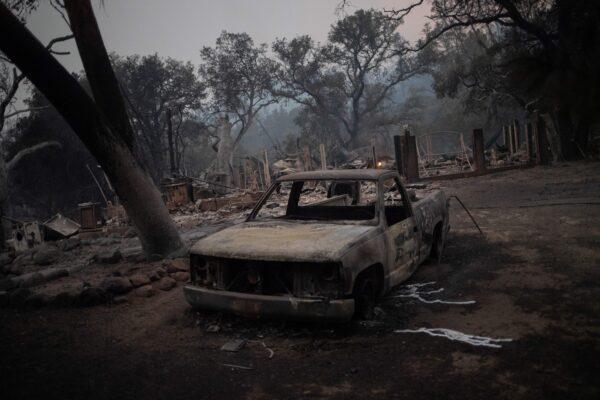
left=381, top=177, right=419, bottom=287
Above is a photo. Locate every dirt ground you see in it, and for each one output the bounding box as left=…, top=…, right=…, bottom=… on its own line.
left=1, top=162, right=599, bottom=400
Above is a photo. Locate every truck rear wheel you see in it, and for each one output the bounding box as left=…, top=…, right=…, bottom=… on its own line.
left=430, top=225, right=444, bottom=264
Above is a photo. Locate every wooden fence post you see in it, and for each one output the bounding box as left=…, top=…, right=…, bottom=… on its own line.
left=303, top=147, right=312, bottom=171
left=262, top=148, right=271, bottom=187
left=525, top=122, right=535, bottom=162
left=503, top=125, right=510, bottom=152
left=472, top=128, right=486, bottom=173
left=509, top=124, right=516, bottom=154
left=404, top=130, right=419, bottom=181
left=319, top=143, right=327, bottom=170
left=371, top=138, right=378, bottom=168
left=513, top=119, right=521, bottom=152
left=394, top=135, right=404, bottom=177
left=534, top=114, right=550, bottom=165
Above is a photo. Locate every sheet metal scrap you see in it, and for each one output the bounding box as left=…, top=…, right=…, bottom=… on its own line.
left=43, top=213, right=80, bottom=239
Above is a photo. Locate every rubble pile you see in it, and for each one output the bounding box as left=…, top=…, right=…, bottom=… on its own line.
left=488, top=147, right=529, bottom=167
left=272, top=158, right=298, bottom=178
left=170, top=190, right=263, bottom=228
left=419, top=155, right=472, bottom=177
left=0, top=149, right=448, bottom=310
left=0, top=229, right=196, bottom=308
left=340, top=158, right=369, bottom=169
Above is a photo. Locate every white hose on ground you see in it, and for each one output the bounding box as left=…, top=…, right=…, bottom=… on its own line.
left=395, top=327, right=513, bottom=348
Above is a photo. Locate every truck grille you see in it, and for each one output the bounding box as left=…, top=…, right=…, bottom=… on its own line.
left=190, top=256, right=343, bottom=297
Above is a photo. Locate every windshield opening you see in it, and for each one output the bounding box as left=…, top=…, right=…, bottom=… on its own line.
left=250, top=179, right=379, bottom=222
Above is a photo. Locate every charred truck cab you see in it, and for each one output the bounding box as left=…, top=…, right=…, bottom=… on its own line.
left=184, top=169, right=449, bottom=322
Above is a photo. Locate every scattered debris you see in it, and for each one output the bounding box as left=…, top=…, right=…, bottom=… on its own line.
left=248, top=340, right=275, bottom=359
left=220, top=339, right=247, bottom=352
left=394, top=327, right=513, bottom=349
left=221, top=363, right=253, bottom=370
left=9, top=220, right=44, bottom=252
left=43, top=213, right=80, bottom=240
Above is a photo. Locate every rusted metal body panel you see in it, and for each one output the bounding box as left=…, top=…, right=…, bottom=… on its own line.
left=185, top=169, right=449, bottom=321
left=191, top=221, right=376, bottom=263
left=278, top=168, right=392, bottom=181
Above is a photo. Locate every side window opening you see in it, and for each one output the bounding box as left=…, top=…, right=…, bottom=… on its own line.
left=383, top=177, right=410, bottom=226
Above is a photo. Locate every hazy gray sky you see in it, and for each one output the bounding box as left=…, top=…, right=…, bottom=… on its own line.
left=26, top=0, right=430, bottom=73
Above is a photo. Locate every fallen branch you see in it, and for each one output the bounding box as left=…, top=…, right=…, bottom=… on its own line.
left=6, top=140, right=62, bottom=170
left=221, top=363, right=254, bottom=370
left=449, top=195, right=484, bottom=236
left=4, top=106, right=50, bottom=119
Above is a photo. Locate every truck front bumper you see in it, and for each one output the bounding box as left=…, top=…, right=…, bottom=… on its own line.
left=183, top=284, right=355, bottom=322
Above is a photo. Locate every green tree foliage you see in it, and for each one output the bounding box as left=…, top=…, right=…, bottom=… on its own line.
left=112, top=54, right=205, bottom=181
left=199, top=31, right=278, bottom=183
left=408, top=0, right=600, bottom=159
left=273, top=9, right=419, bottom=149
left=200, top=31, right=278, bottom=147
left=2, top=87, right=101, bottom=218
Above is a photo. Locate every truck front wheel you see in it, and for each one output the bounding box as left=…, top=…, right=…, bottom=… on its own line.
left=353, top=275, right=376, bottom=320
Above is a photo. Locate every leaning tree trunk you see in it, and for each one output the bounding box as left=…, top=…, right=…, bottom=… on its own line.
left=0, top=3, right=185, bottom=258
left=63, top=0, right=137, bottom=151
left=0, top=157, right=7, bottom=250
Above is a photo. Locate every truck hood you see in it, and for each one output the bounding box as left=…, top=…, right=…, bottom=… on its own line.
left=191, top=220, right=378, bottom=263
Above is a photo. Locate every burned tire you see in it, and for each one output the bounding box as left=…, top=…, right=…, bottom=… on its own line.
left=430, top=225, right=444, bottom=264
left=353, top=275, right=376, bottom=320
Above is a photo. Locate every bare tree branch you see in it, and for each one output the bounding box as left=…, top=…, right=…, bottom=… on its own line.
left=6, top=140, right=62, bottom=170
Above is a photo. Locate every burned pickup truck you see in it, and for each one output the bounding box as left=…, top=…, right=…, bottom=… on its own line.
left=184, top=169, right=449, bottom=321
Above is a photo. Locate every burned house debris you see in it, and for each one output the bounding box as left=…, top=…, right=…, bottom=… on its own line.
left=6, top=213, right=80, bottom=252
left=0, top=122, right=547, bottom=314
